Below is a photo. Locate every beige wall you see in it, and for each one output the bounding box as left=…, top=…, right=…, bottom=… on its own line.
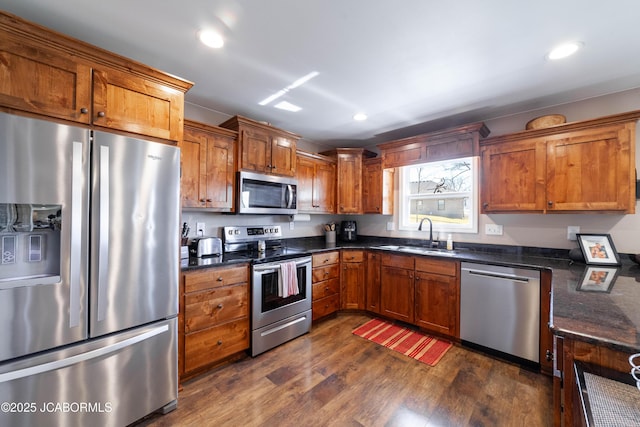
left=183, top=88, right=640, bottom=254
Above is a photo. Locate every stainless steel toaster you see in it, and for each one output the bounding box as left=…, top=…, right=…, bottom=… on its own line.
left=189, top=237, right=223, bottom=258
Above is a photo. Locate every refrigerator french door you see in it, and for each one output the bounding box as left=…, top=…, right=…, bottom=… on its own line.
left=0, top=112, right=180, bottom=426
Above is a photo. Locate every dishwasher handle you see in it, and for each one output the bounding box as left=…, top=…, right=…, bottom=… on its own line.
left=463, top=269, right=533, bottom=284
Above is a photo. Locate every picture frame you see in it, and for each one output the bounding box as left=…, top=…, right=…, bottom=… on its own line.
left=577, top=266, right=619, bottom=292
left=576, top=233, right=621, bottom=265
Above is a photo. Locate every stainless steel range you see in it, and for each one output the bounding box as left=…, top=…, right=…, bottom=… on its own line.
left=223, top=226, right=312, bottom=356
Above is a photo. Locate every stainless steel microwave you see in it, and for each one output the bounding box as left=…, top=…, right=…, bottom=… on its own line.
left=238, top=171, right=297, bottom=214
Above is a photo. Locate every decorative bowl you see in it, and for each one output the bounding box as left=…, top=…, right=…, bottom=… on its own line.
left=525, top=114, right=566, bottom=130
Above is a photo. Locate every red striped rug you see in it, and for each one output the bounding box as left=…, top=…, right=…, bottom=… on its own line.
left=352, top=318, right=452, bottom=366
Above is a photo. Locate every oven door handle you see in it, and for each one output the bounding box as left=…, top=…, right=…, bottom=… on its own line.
left=253, top=258, right=311, bottom=272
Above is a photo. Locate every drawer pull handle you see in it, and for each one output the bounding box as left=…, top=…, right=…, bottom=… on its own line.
left=217, top=340, right=223, bottom=346
left=97, top=111, right=106, bottom=118
left=80, top=107, right=88, bottom=114
left=325, top=287, right=329, bottom=291
left=217, top=277, right=223, bottom=281
left=217, top=304, right=223, bottom=309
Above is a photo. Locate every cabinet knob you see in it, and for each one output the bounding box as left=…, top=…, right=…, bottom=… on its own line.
left=548, top=201, right=554, bottom=206
left=546, top=350, right=553, bottom=362
left=350, top=256, right=355, bottom=260
left=482, top=202, right=489, bottom=209
left=217, top=304, right=223, bottom=309
left=80, top=107, right=88, bottom=114
left=324, top=271, right=329, bottom=276
left=217, top=340, right=223, bottom=346
left=324, top=259, right=329, bottom=263
left=217, top=277, right=223, bottom=282
left=200, top=199, right=206, bottom=203
left=97, top=111, right=105, bottom=118
left=206, top=199, right=212, bottom=202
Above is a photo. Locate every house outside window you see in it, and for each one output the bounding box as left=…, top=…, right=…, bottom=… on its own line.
left=398, top=156, right=478, bottom=233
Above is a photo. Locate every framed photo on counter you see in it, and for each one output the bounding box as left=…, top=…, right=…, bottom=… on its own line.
left=577, top=266, right=619, bottom=292
left=576, top=233, right=621, bottom=265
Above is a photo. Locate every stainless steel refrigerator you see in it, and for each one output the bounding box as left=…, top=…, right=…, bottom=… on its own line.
left=0, top=112, right=180, bottom=426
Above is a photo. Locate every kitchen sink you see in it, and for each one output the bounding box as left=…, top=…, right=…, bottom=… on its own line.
left=373, top=245, right=458, bottom=256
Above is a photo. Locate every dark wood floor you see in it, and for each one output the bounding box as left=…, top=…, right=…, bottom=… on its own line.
left=136, top=313, right=552, bottom=427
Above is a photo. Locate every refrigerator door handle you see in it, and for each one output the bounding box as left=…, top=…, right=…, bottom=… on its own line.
left=97, top=145, right=110, bottom=322
left=0, top=324, right=169, bottom=384
left=69, top=141, right=84, bottom=328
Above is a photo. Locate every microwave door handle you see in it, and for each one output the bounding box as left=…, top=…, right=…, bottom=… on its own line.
left=286, top=185, right=294, bottom=209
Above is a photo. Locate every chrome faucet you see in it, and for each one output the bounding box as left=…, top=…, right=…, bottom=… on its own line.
left=417, top=217, right=438, bottom=248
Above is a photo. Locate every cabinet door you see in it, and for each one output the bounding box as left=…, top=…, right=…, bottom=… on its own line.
left=337, top=152, right=362, bottom=213
left=314, top=160, right=336, bottom=213
left=205, top=133, right=235, bottom=211
left=271, top=134, right=296, bottom=176
left=546, top=124, right=634, bottom=212
left=380, top=265, right=414, bottom=323
left=366, top=252, right=381, bottom=314
left=363, top=159, right=382, bottom=213
left=180, top=129, right=207, bottom=208
left=0, top=35, right=92, bottom=123
left=92, top=67, right=184, bottom=142
left=480, top=138, right=546, bottom=212
left=414, top=272, right=458, bottom=337
left=239, top=128, right=271, bottom=173
left=296, top=155, right=316, bottom=212
left=341, top=262, right=364, bottom=310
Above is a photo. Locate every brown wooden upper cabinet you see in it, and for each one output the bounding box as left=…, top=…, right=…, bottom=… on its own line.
left=181, top=120, right=237, bottom=211
left=219, top=115, right=299, bottom=177
left=320, top=148, right=376, bottom=214
left=480, top=112, right=640, bottom=214
left=0, top=11, right=192, bottom=143
left=378, top=122, right=490, bottom=168
left=362, top=158, right=394, bottom=215
left=296, top=151, right=336, bottom=213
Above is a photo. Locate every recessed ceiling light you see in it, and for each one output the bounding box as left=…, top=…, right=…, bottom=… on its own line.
left=547, top=42, right=582, bottom=60
left=353, top=113, right=367, bottom=121
left=198, top=29, right=224, bottom=49
left=274, top=101, right=302, bottom=112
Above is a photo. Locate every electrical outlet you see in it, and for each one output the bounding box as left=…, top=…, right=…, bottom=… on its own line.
left=485, top=224, right=503, bottom=235
left=196, top=222, right=205, bottom=236
left=567, top=226, right=580, bottom=240
left=386, top=222, right=395, bottom=231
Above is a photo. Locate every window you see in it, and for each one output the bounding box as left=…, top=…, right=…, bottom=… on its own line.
left=398, top=157, right=478, bottom=233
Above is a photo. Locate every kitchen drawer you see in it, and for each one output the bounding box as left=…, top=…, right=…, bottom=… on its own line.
left=342, top=250, right=364, bottom=262
left=184, top=264, right=249, bottom=293
left=312, top=251, right=340, bottom=267
left=184, top=284, right=249, bottom=333
left=381, top=254, right=414, bottom=270
left=184, top=318, right=249, bottom=373
left=312, top=264, right=340, bottom=283
left=312, top=294, right=340, bottom=321
left=312, top=277, right=340, bottom=301
left=415, top=257, right=458, bottom=276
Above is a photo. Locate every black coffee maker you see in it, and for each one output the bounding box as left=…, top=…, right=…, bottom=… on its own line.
left=340, top=221, right=357, bottom=241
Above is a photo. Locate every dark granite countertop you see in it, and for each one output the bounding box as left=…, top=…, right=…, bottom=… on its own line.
left=182, top=235, right=640, bottom=353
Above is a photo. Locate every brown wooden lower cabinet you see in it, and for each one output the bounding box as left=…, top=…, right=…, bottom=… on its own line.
left=311, top=251, right=341, bottom=321
left=179, top=263, right=250, bottom=381
left=553, top=335, right=637, bottom=426
left=365, top=251, right=382, bottom=314
left=414, top=258, right=459, bottom=337
left=380, top=254, right=415, bottom=323
left=341, top=250, right=365, bottom=310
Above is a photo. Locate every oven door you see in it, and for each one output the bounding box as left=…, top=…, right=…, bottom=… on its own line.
left=252, top=257, right=312, bottom=329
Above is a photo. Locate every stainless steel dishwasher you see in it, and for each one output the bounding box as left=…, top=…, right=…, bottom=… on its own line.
left=460, top=262, right=540, bottom=365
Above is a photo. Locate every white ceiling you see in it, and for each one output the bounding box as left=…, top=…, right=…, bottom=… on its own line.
left=2, top=0, right=640, bottom=146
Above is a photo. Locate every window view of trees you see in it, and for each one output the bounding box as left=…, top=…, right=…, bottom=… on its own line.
left=401, top=157, right=477, bottom=232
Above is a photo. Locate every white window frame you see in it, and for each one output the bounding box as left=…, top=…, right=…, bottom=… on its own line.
left=398, top=156, right=479, bottom=234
